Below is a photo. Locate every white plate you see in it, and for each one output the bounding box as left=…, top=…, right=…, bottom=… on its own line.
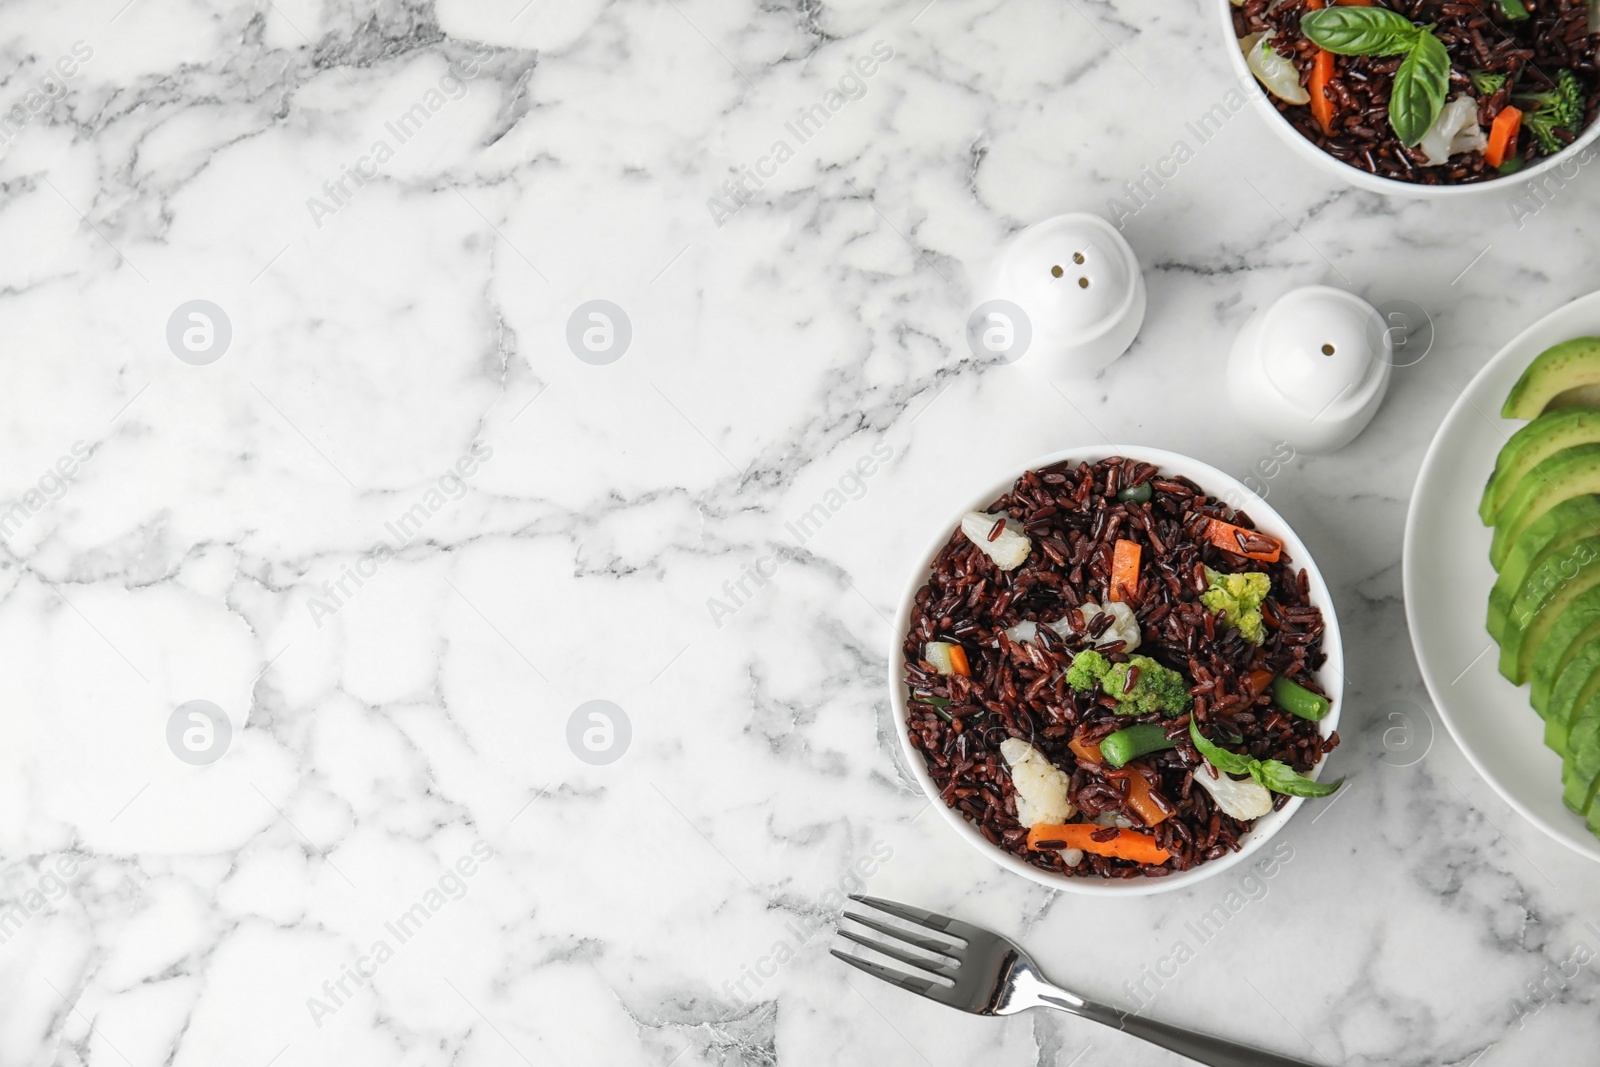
left=1405, top=289, right=1600, bottom=864
left=890, top=446, right=1344, bottom=896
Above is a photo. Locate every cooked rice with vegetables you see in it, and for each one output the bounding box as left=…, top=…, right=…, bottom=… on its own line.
left=903, top=457, right=1342, bottom=879
left=1232, top=0, right=1600, bottom=185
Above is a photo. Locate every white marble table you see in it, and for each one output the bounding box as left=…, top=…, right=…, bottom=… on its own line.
left=2, top=1, right=1598, bottom=1064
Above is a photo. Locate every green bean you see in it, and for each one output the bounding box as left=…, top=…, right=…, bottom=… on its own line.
left=1099, top=723, right=1176, bottom=768
left=1271, top=676, right=1331, bottom=721
left=1116, top=482, right=1152, bottom=504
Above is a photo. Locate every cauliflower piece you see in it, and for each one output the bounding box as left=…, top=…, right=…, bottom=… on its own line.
left=1061, top=600, right=1141, bottom=652
left=1192, top=767, right=1274, bottom=821
left=999, top=738, right=1077, bottom=826
left=960, top=511, right=1032, bottom=570
left=1002, top=620, right=1038, bottom=645
left=1419, top=95, right=1488, bottom=166
left=1242, top=32, right=1309, bottom=105
left=1094, top=810, right=1136, bottom=829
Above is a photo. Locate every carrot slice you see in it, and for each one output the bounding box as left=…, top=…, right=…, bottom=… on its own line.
left=1247, top=669, right=1277, bottom=696
left=1108, top=769, right=1174, bottom=826
left=1205, top=518, right=1282, bottom=563
left=1110, top=538, right=1141, bottom=603
left=1486, top=105, right=1522, bottom=168
left=1069, top=734, right=1105, bottom=766
left=1027, top=823, right=1172, bottom=865
left=1308, top=49, right=1336, bottom=134
left=1300, top=0, right=1363, bottom=131
left=947, top=644, right=970, bottom=677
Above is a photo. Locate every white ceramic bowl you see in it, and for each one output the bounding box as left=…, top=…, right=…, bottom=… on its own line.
left=889, top=445, right=1344, bottom=896
left=1215, top=0, right=1600, bottom=198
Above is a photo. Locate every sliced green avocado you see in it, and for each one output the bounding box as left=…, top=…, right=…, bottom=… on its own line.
left=1481, top=409, right=1600, bottom=525
left=1564, top=689, right=1600, bottom=814
left=1488, top=496, right=1600, bottom=639
left=1530, top=591, right=1600, bottom=712
left=1503, top=338, right=1600, bottom=419
left=1562, top=759, right=1599, bottom=815
left=1499, top=536, right=1600, bottom=684
left=1490, top=445, right=1600, bottom=570
left=1549, top=708, right=1576, bottom=756
left=1542, top=641, right=1600, bottom=757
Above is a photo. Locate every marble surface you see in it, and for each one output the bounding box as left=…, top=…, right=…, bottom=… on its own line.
left=2, top=0, right=1600, bottom=1064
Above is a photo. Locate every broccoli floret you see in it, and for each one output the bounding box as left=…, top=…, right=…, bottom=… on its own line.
left=1065, top=649, right=1110, bottom=692
left=1200, top=566, right=1272, bottom=645
left=1470, top=70, right=1507, bottom=97
left=1103, top=655, right=1193, bottom=717
left=1518, top=69, right=1584, bottom=155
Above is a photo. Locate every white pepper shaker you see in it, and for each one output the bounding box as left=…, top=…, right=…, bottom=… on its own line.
left=1226, top=285, right=1393, bottom=453
left=978, top=213, right=1146, bottom=376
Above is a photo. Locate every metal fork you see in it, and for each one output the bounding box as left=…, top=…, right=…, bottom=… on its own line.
left=834, top=895, right=1321, bottom=1067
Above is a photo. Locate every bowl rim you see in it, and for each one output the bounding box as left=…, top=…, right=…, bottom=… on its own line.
left=888, top=445, right=1344, bottom=897
left=1213, top=0, right=1600, bottom=198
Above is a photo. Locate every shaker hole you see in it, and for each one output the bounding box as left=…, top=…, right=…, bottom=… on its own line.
left=1078, top=277, right=1090, bottom=289
left=1072, top=252, right=1086, bottom=264
left=1051, top=265, right=1064, bottom=278
left=1321, top=343, right=1335, bottom=356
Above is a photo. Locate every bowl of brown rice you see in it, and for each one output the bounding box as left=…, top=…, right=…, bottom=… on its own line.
left=891, top=446, right=1344, bottom=895
left=1219, top=0, right=1600, bottom=196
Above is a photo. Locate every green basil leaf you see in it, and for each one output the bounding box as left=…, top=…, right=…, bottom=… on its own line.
left=1188, top=719, right=1254, bottom=776
left=1390, top=32, right=1451, bottom=146
left=1254, top=759, right=1344, bottom=798
left=1300, top=7, right=1421, bottom=56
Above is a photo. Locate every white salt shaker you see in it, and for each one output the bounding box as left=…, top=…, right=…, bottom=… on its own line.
left=977, top=213, right=1146, bottom=376
left=1226, top=285, right=1392, bottom=454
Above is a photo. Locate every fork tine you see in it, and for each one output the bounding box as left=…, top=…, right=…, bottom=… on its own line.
left=830, top=949, right=944, bottom=997
left=848, top=894, right=977, bottom=943
left=842, top=912, right=961, bottom=959
left=836, top=929, right=958, bottom=980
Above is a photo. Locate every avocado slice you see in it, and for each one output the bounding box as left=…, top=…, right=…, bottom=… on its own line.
left=1564, top=689, right=1600, bottom=813
left=1530, top=591, right=1600, bottom=712
left=1503, top=338, right=1600, bottom=419
left=1481, top=409, right=1600, bottom=525
left=1488, top=496, right=1600, bottom=639
left=1489, top=445, right=1600, bottom=570
left=1549, top=707, right=1577, bottom=756
left=1499, top=535, right=1600, bottom=684
left=1562, top=759, right=1599, bottom=815
left=1542, top=641, right=1600, bottom=756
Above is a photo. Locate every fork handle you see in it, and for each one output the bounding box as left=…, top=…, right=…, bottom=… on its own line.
left=1043, top=995, right=1323, bottom=1067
